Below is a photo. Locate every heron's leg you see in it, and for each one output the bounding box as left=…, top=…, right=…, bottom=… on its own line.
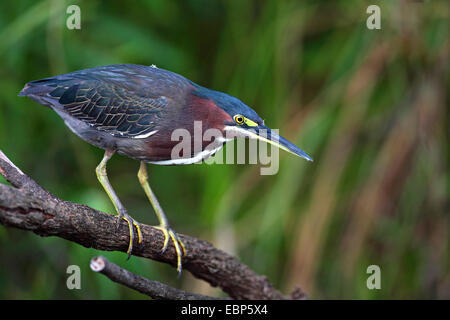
left=96, top=149, right=143, bottom=258
left=137, top=161, right=185, bottom=273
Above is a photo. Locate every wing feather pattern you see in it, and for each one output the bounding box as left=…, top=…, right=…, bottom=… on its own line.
left=20, top=64, right=190, bottom=138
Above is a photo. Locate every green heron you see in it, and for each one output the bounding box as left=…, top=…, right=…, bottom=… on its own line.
left=19, top=64, right=312, bottom=273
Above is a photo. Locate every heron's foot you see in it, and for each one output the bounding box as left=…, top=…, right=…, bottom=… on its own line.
left=154, top=225, right=186, bottom=274
left=116, top=211, right=143, bottom=260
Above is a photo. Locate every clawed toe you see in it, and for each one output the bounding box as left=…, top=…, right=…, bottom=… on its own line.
left=118, top=212, right=143, bottom=259
left=154, top=225, right=186, bottom=273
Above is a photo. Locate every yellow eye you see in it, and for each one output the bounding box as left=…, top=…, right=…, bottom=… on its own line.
left=234, top=114, right=245, bottom=124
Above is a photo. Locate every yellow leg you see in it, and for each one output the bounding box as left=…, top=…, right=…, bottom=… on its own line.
left=138, top=161, right=185, bottom=274
left=96, top=149, right=142, bottom=258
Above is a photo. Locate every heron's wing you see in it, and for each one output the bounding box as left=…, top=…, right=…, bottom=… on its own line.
left=21, top=65, right=190, bottom=138
left=52, top=80, right=169, bottom=138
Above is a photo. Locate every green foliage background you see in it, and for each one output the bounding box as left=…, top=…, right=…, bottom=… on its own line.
left=0, top=0, right=448, bottom=299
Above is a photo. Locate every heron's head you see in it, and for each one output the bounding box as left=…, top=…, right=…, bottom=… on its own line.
left=195, top=87, right=313, bottom=161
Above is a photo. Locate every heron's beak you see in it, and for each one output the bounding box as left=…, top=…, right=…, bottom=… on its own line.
left=236, top=125, right=313, bottom=162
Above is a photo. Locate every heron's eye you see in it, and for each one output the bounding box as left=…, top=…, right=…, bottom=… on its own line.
left=234, top=114, right=245, bottom=125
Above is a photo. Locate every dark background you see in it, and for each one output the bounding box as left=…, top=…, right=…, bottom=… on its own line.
left=0, top=0, right=448, bottom=299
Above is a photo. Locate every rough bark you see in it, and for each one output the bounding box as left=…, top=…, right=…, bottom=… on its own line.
left=0, top=149, right=305, bottom=300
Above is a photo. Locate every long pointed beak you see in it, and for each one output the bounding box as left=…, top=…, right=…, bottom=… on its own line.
left=237, top=125, right=313, bottom=162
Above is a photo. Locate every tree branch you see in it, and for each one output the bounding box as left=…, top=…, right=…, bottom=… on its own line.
left=90, top=256, right=223, bottom=300
left=0, top=149, right=305, bottom=300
